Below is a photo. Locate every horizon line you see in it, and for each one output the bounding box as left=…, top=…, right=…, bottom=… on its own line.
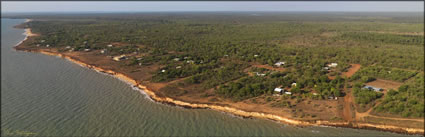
left=3, top=11, right=424, bottom=13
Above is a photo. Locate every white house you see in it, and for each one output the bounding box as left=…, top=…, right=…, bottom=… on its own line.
left=107, top=44, right=113, bottom=47
left=84, top=49, right=91, bottom=52
left=291, top=83, right=297, bottom=87
left=255, top=72, right=266, bottom=77
left=274, top=61, right=285, bottom=67
left=327, top=63, right=338, bottom=68
left=254, top=54, right=259, bottom=57
left=363, top=85, right=383, bottom=92
left=65, top=46, right=71, bottom=49
left=176, top=66, right=182, bottom=69
left=161, top=69, right=166, bottom=73
left=113, top=55, right=126, bottom=61
left=173, top=58, right=180, bottom=61
left=274, top=88, right=283, bottom=93
left=46, top=44, right=50, bottom=47
left=284, top=92, right=292, bottom=95
left=100, top=49, right=107, bottom=54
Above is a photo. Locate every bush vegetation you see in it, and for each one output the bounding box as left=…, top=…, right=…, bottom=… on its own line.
left=18, top=12, right=424, bottom=117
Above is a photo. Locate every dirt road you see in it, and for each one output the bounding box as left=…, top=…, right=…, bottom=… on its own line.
left=342, top=64, right=361, bottom=78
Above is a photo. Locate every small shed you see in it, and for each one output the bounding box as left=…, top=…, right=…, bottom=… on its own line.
left=311, top=90, right=319, bottom=96
left=274, top=61, right=285, bottom=67
left=274, top=88, right=283, bottom=94
left=113, top=55, right=127, bottom=61
left=255, top=72, right=266, bottom=77
left=363, top=85, right=383, bottom=92
left=327, top=63, right=338, bottom=68
left=100, top=49, right=107, bottom=54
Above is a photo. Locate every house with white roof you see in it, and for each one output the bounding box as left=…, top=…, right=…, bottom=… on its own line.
left=100, top=49, right=107, bottom=54
left=274, top=88, right=283, bottom=94
left=113, top=55, right=127, bottom=61
left=327, top=63, right=338, bottom=68
left=255, top=72, right=266, bottom=77
left=274, top=61, right=285, bottom=67
left=363, top=85, right=383, bottom=92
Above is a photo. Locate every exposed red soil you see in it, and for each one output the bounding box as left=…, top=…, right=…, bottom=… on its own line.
left=342, top=90, right=354, bottom=122
left=342, top=64, right=361, bottom=78
left=13, top=24, right=424, bottom=135
left=366, top=79, right=403, bottom=91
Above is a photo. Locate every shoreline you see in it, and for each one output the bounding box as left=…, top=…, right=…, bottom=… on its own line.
left=13, top=20, right=424, bottom=136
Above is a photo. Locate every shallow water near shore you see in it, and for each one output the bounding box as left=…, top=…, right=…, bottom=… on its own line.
left=1, top=18, right=419, bottom=136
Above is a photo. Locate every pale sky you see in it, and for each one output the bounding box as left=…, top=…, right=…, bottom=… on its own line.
left=1, top=1, right=424, bottom=13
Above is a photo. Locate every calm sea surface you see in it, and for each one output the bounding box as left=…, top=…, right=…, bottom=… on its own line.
left=1, top=19, right=418, bottom=136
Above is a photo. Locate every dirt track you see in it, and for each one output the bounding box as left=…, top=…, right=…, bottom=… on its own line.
left=342, top=64, right=361, bottom=78
left=342, top=90, right=354, bottom=122
left=251, top=64, right=286, bottom=72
